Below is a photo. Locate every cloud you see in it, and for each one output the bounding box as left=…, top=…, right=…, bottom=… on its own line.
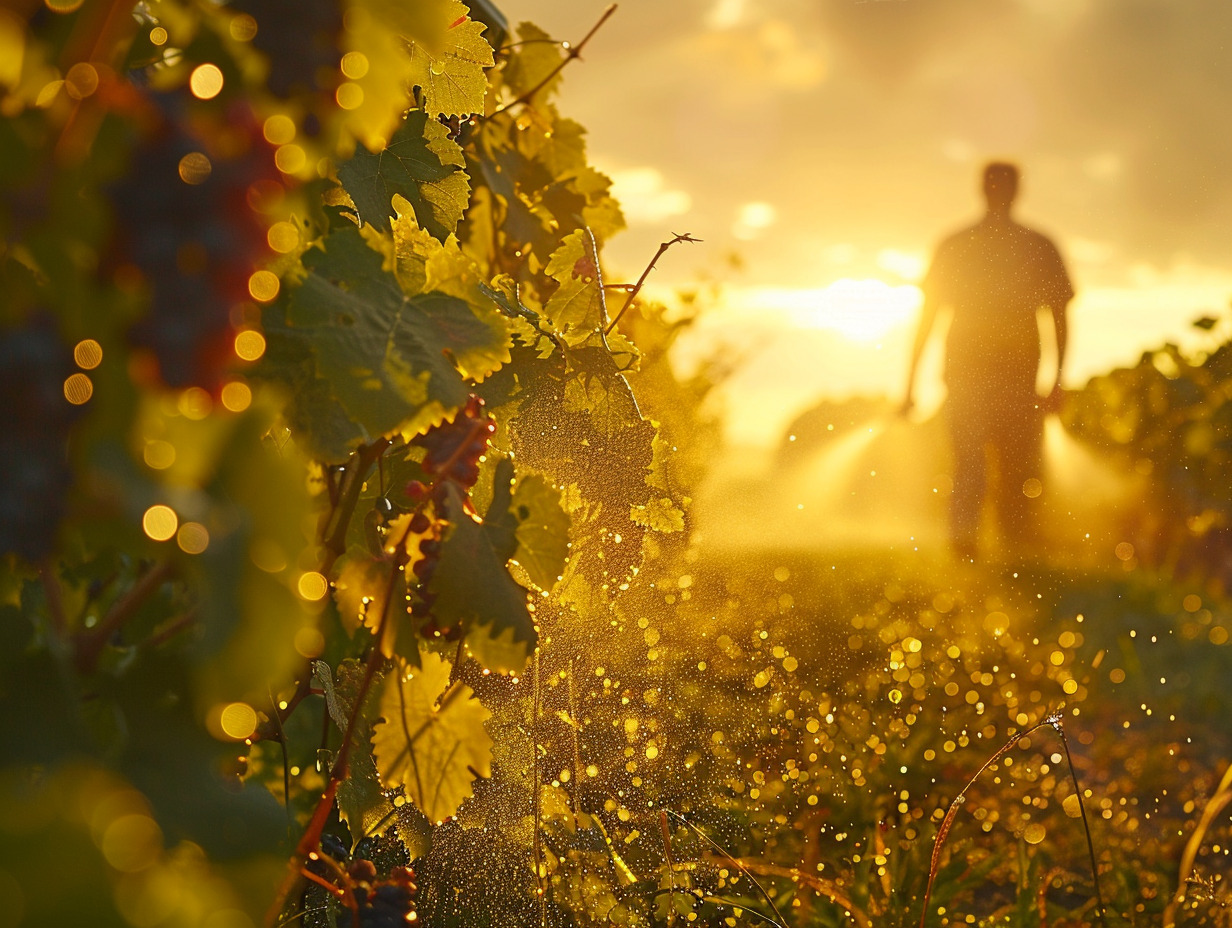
left=704, top=0, right=746, bottom=31
left=604, top=167, right=692, bottom=225
left=732, top=201, right=777, bottom=241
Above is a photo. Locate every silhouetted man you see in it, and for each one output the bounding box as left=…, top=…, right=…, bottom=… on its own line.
left=903, top=162, right=1073, bottom=558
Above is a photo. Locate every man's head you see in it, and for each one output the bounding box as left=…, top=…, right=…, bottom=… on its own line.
left=982, top=161, right=1019, bottom=213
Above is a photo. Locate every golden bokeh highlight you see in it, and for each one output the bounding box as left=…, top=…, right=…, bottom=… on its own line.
left=149, top=26, right=168, bottom=46
left=219, top=702, right=258, bottom=740
left=64, top=62, right=99, bottom=100
left=266, top=221, right=299, bottom=254
left=234, top=329, right=266, bottom=361
left=294, top=626, right=326, bottom=658
left=220, top=380, right=252, bottom=412
left=36, top=80, right=63, bottom=108
left=1115, top=541, right=1136, bottom=561
left=176, top=522, right=210, bottom=554
left=63, top=372, right=93, bottom=404
left=247, top=270, right=280, bottom=302
left=100, top=813, right=163, bottom=872
left=335, top=82, right=363, bottom=110
left=1021, top=477, right=1043, bottom=499
left=189, top=64, right=224, bottom=100
left=45, top=0, right=85, bottom=12
left=229, top=13, right=258, bottom=42
left=1022, top=822, right=1047, bottom=845
left=74, top=338, right=103, bottom=369
left=340, top=52, right=369, bottom=79
left=178, top=386, right=213, bottom=419
left=178, top=151, right=212, bottom=185
left=143, top=505, right=179, bottom=542
left=273, top=143, right=305, bottom=174
left=262, top=114, right=295, bottom=145
left=143, top=440, right=176, bottom=470
left=297, top=571, right=328, bottom=601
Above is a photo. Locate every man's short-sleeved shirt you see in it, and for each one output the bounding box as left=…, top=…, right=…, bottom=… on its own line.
left=922, top=216, right=1073, bottom=383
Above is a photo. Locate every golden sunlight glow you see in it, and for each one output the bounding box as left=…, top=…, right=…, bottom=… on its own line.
left=745, top=279, right=920, bottom=343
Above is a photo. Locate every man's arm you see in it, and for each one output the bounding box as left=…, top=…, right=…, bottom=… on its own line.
left=1041, top=236, right=1074, bottom=411
left=1044, top=299, right=1070, bottom=410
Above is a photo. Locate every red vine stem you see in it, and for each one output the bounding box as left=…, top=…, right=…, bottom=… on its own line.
left=918, top=712, right=1106, bottom=928
left=604, top=233, right=701, bottom=335
left=264, top=520, right=413, bottom=927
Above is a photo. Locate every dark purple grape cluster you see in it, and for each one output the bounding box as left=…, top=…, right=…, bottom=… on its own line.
left=402, top=397, right=497, bottom=639
left=107, top=95, right=282, bottom=390
left=413, top=395, right=496, bottom=490
left=352, top=865, right=419, bottom=927
left=406, top=513, right=458, bottom=641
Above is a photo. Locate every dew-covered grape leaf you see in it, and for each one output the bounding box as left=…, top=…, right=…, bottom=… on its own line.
left=544, top=230, right=603, bottom=343
left=285, top=226, right=502, bottom=439
left=429, top=457, right=536, bottom=672
left=511, top=471, right=571, bottom=591
left=338, top=111, right=469, bottom=240
left=404, top=1, right=494, bottom=118
left=629, top=497, right=685, bottom=534
left=372, top=651, right=493, bottom=822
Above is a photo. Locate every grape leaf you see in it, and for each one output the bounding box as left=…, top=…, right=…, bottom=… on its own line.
left=254, top=305, right=366, bottom=462
left=544, top=231, right=603, bottom=343
left=503, top=22, right=563, bottom=100
left=286, top=226, right=498, bottom=438
left=511, top=472, right=570, bottom=591
left=429, top=457, right=536, bottom=672
left=372, top=651, right=493, bottom=822
left=630, top=497, right=685, bottom=534
left=404, top=1, right=494, bottom=118
left=338, top=111, right=470, bottom=240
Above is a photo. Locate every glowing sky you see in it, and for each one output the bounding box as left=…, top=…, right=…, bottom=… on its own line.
left=502, top=0, right=1232, bottom=446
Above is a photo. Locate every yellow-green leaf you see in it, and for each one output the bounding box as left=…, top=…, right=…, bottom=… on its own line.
left=630, top=497, right=685, bottom=533
left=404, top=2, right=494, bottom=118
left=372, top=651, right=493, bottom=823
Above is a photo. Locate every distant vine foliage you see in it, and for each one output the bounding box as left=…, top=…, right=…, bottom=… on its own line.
left=0, top=1, right=694, bottom=925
